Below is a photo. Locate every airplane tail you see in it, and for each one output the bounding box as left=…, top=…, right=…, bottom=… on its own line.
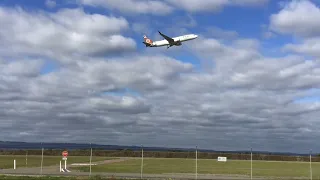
left=143, top=35, right=153, bottom=47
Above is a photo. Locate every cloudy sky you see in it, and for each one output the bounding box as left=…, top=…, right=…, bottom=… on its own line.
left=0, top=0, right=319, bottom=153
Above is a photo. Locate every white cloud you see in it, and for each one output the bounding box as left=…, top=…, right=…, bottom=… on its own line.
left=52, top=8, right=129, bottom=35
left=271, top=1, right=320, bottom=58
left=0, top=59, right=44, bottom=77
left=1, top=34, right=320, bottom=152
left=269, top=0, right=320, bottom=38
left=165, top=0, right=229, bottom=12
left=79, top=0, right=174, bottom=15
left=231, top=0, right=269, bottom=6
left=45, top=0, right=56, bottom=8
left=283, top=37, right=320, bottom=57
left=77, top=0, right=268, bottom=14
left=188, top=36, right=320, bottom=91
left=1, top=2, right=320, bottom=153
left=165, top=0, right=269, bottom=12
left=0, top=7, right=136, bottom=63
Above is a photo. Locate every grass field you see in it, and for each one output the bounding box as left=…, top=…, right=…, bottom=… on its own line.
left=72, top=158, right=320, bottom=178
left=0, top=175, right=140, bottom=180
left=0, top=155, right=115, bottom=169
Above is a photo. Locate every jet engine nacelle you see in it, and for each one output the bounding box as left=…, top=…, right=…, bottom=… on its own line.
left=175, top=41, right=182, bottom=46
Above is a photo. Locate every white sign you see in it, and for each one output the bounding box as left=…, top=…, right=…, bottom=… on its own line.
left=62, top=157, right=67, bottom=161
left=217, top=156, right=227, bottom=162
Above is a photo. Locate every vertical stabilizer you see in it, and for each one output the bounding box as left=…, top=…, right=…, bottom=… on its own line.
left=143, top=35, right=153, bottom=47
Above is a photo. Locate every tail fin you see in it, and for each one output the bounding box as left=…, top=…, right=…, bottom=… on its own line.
left=143, top=35, right=153, bottom=47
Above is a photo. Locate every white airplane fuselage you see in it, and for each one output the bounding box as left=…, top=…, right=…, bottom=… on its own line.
left=149, top=34, right=198, bottom=47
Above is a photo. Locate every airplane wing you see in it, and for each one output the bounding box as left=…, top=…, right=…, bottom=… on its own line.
left=158, top=31, right=174, bottom=44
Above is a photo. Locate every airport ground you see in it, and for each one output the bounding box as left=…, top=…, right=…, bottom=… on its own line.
left=0, top=175, right=141, bottom=180
left=0, top=155, right=319, bottom=179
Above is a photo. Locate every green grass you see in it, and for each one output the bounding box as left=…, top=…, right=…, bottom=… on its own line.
left=0, top=155, right=115, bottom=169
left=72, top=158, right=320, bottom=178
left=0, top=175, right=143, bottom=180
left=0, top=176, right=79, bottom=180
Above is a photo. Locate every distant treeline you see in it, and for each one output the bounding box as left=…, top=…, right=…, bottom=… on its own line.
left=1, top=149, right=319, bottom=162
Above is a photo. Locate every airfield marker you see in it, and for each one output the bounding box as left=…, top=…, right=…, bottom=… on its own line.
left=13, top=159, right=16, bottom=170
left=62, top=150, right=68, bottom=170
left=89, top=143, right=92, bottom=176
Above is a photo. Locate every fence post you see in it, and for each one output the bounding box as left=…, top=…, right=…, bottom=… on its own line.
left=90, top=143, right=92, bottom=176
left=141, top=145, right=143, bottom=179
left=195, top=146, right=198, bottom=180
left=251, top=147, right=252, bottom=180
left=26, top=150, right=28, bottom=168
left=40, top=147, right=44, bottom=175
left=310, top=149, right=312, bottom=180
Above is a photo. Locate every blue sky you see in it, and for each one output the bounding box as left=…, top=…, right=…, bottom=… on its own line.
left=0, top=1, right=283, bottom=41
left=0, top=0, right=318, bottom=102
left=0, top=0, right=319, bottom=100
left=0, top=0, right=320, bottom=152
left=0, top=0, right=296, bottom=55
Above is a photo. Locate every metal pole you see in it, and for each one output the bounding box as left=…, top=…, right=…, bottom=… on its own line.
left=250, top=148, right=252, bottom=180
left=90, top=143, right=92, bottom=176
left=40, top=146, right=44, bottom=175
left=310, top=149, right=312, bottom=180
left=196, top=146, right=198, bottom=180
left=26, top=150, right=28, bottom=168
left=141, top=145, right=143, bottom=179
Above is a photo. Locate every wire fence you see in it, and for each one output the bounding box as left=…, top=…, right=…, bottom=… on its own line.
left=1, top=147, right=319, bottom=180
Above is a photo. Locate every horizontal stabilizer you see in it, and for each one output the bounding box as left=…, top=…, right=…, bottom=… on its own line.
left=142, top=42, right=151, bottom=47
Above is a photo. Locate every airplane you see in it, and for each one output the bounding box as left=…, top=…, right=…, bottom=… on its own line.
left=143, top=31, right=198, bottom=49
